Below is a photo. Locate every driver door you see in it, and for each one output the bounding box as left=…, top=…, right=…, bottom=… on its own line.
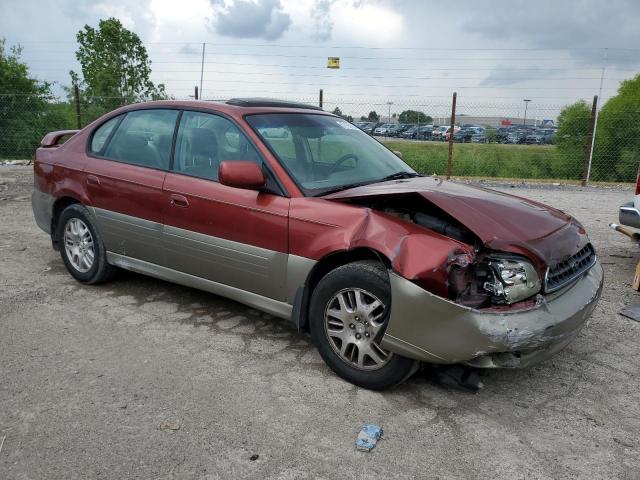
left=162, top=111, right=290, bottom=301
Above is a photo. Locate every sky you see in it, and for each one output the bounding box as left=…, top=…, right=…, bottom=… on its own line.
left=1, top=0, right=639, bottom=119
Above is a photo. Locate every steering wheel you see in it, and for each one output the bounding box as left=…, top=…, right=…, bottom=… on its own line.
left=327, top=153, right=359, bottom=175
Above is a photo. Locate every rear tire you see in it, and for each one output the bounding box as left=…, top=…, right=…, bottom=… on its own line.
left=309, top=261, right=417, bottom=390
left=57, top=204, right=114, bottom=284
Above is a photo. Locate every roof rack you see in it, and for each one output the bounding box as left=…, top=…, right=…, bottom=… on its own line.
left=226, top=98, right=323, bottom=111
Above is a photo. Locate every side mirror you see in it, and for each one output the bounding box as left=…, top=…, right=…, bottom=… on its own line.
left=392, top=150, right=403, bottom=159
left=218, top=161, right=265, bottom=190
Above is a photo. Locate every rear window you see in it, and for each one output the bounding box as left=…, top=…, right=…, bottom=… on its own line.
left=102, top=109, right=179, bottom=170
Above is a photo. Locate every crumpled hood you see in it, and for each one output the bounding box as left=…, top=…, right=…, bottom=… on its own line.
left=323, top=177, right=587, bottom=267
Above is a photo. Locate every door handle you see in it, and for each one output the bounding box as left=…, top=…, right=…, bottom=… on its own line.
left=170, top=194, right=189, bottom=208
left=86, top=174, right=100, bottom=186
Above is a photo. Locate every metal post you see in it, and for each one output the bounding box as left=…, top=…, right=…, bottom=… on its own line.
left=586, top=48, right=608, bottom=184
left=199, top=43, right=205, bottom=99
left=319, top=89, right=323, bottom=109
left=523, top=99, right=531, bottom=125
left=74, top=85, right=82, bottom=129
left=581, top=95, right=598, bottom=187
left=194, top=86, right=199, bottom=100
left=447, top=92, right=457, bottom=180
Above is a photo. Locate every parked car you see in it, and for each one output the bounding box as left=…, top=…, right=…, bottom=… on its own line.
left=373, top=123, right=395, bottom=136
left=432, top=126, right=449, bottom=141
left=400, top=126, right=419, bottom=139
left=539, top=128, right=556, bottom=144
left=415, top=125, right=434, bottom=140
left=453, top=128, right=479, bottom=143
left=470, top=133, right=487, bottom=143
left=525, top=133, right=544, bottom=144
left=354, top=122, right=374, bottom=134
left=32, top=98, right=603, bottom=390
left=618, top=168, right=640, bottom=229
left=385, top=124, right=405, bottom=137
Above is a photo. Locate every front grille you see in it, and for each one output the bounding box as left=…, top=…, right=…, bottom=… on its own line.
left=545, top=243, right=596, bottom=293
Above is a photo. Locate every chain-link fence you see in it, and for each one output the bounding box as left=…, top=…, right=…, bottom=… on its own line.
left=1, top=91, right=638, bottom=184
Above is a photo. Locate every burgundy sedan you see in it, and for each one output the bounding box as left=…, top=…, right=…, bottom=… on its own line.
left=32, top=99, right=603, bottom=389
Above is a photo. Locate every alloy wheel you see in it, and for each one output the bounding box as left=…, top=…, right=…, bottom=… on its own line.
left=323, top=288, right=392, bottom=370
left=63, top=218, right=95, bottom=273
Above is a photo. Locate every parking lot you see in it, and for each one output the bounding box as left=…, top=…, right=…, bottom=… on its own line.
left=1, top=165, right=640, bottom=479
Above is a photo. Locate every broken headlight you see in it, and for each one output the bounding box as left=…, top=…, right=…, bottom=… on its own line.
left=482, top=257, right=541, bottom=304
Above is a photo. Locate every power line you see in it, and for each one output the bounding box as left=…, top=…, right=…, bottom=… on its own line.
left=7, top=39, right=640, bottom=52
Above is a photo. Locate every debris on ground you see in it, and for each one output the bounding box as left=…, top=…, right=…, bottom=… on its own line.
left=0, top=435, right=5, bottom=454
left=249, top=454, right=259, bottom=461
left=355, top=424, right=383, bottom=452
left=432, top=365, right=484, bottom=392
left=159, top=420, right=180, bottom=432
left=619, top=304, right=640, bottom=323
left=613, top=437, right=635, bottom=448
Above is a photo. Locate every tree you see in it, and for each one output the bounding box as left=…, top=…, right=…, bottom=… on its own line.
left=71, top=18, right=167, bottom=111
left=592, top=74, right=640, bottom=181
left=555, top=100, right=592, bottom=179
left=0, top=39, right=71, bottom=159
left=367, top=111, right=379, bottom=122
left=331, top=106, right=353, bottom=123
left=398, top=110, right=432, bottom=124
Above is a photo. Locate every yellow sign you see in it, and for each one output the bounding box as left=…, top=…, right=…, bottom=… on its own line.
left=327, top=57, right=340, bottom=69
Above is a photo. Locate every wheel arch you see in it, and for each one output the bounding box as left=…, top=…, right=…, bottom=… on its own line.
left=50, top=196, right=82, bottom=249
left=292, top=247, right=391, bottom=333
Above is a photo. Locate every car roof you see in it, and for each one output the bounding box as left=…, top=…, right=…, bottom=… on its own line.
left=107, top=99, right=331, bottom=117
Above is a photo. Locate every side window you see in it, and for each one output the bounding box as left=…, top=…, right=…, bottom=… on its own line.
left=90, top=115, right=121, bottom=154
left=172, top=111, right=261, bottom=181
left=103, top=109, right=179, bottom=170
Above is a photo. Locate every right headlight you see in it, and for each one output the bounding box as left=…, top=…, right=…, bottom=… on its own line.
left=482, top=257, right=541, bottom=304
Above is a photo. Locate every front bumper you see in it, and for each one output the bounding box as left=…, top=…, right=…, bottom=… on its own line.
left=380, top=261, right=603, bottom=368
left=619, top=201, right=640, bottom=229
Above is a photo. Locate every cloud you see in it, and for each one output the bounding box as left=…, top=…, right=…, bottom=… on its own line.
left=479, top=66, right=559, bottom=87
left=179, top=43, right=201, bottom=54
left=462, top=0, right=640, bottom=67
left=310, top=0, right=335, bottom=41
left=209, top=0, right=292, bottom=41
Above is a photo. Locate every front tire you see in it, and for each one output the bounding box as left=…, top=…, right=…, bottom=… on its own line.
left=57, top=204, right=114, bottom=284
left=309, top=261, right=417, bottom=389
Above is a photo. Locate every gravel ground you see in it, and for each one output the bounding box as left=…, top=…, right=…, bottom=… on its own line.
left=1, top=165, right=639, bottom=479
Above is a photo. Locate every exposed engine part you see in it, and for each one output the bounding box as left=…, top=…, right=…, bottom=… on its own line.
left=413, top=212, right=472, bottom=244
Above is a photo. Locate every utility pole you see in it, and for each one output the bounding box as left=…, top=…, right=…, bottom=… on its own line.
left=447, top=92, right=457, bottom=180
left=199, top=42, right=205, bottom=100
left=387, top=101, right=393, bottom=122
left=581, top=96, right=599, bottom=186
left=73, top=85, right=81, bottom=129
left=586, top=48, right=608, bottom=184
left=523, top=99, right=531, bottom=125
left=194, top=86, right=199, bottom=100
left=319, top=89, right=323, bottom=109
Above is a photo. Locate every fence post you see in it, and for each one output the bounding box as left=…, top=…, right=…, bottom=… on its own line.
left=581, top=95, right=598, bottom=187
left=447, top=92, right=457, bottom=180
left=319, top=89, right=323, bottom=109
left=73, top=85, right=82, bottom=130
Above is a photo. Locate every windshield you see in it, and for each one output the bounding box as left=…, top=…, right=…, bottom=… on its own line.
left=246, top=113, right=416, bottom=196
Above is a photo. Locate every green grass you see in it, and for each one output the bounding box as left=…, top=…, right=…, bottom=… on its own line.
left=381, top=140, right=585, bottom=180
left=264, top=136, right=589, bottom=181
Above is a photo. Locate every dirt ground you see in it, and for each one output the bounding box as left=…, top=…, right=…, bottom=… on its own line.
left=1, top=165, right=639, bottom=479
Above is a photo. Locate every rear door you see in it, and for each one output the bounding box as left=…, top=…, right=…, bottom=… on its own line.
left=162, top=111, right=290, bottom=301
left=84, top=108, right=179, bottom=265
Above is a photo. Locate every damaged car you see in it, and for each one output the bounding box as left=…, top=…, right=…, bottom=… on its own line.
left=32, top=99, right=603, bottom=389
